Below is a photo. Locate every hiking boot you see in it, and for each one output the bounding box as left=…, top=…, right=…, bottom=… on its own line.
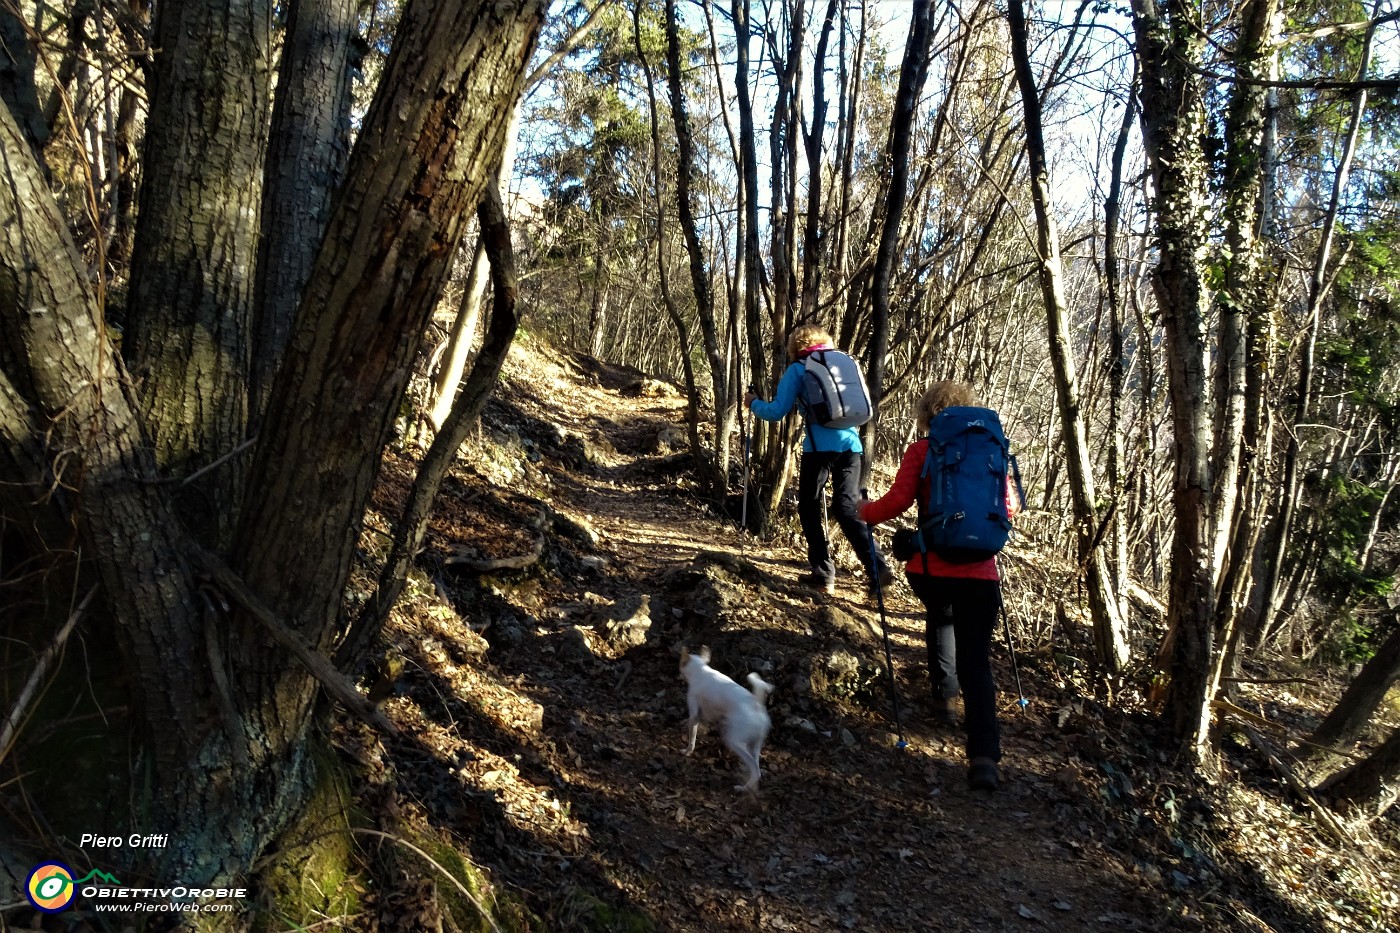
left=968, top=757, right=1000, bottom=791
left=928, top=696, right=958, bottom=727
left=865, top=563, right=897, bottom=598
left=800, top=572, right=836, bottom=596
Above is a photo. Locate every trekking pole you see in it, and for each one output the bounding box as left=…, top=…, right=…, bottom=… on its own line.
left=997, top=584, right=1030, bottom=711
left=739, top=385, right=754, bottom=535
left=861, top=489, right=908, bottom=749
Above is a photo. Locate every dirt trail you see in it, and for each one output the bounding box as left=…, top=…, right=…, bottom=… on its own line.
left=369, top=347, right=1236, bottom=931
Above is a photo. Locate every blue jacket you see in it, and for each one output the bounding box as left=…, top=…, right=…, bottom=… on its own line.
left=749, top=360, right=864, bottom=454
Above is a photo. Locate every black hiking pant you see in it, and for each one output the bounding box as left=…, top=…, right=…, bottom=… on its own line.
left=906, top=574, right=1001, bottom=762
left=797, top=450, right=878, bottom=584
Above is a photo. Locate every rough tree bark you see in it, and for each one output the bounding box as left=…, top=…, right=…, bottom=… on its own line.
left=341, top=175, right=521, bottom=670
left=251, top=0, right=363, bottom=418
left=0, top=100, right=216, bottom=876
left=223, top=0, right=545, bottom=876
left=1, top=0, right=545, bottom=884
left=122, top=0, right=275, bottom=548
left=429, top=3, right=608, bottom=431
left=1132, top=0, right=1217, bottom=758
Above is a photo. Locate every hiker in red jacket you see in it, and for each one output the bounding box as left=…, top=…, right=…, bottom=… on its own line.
left=858, top=380, right=1020, bottom=791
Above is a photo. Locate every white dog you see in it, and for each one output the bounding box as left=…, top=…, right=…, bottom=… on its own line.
left=680, top=647, right=774, bottom=792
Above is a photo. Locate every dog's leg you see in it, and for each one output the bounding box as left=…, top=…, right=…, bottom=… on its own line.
left=683, top=697, right=701, bottom=755
left=726, top=738, right=762, bottom=793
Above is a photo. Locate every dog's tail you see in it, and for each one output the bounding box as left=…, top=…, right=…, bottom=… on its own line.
left=746, top=673, right=774, bottom=705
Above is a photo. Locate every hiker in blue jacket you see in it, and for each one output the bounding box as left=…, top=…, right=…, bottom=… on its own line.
left=745, top=324, right=893, bottom=596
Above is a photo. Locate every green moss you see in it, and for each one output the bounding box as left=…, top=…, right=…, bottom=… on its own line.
left=423, top=838, right=541, bottom=932
left=255, top=750, right=367, bottom=931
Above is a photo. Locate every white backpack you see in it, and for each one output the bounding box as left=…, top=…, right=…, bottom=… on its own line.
left=800, top=349, right=872, bottom=429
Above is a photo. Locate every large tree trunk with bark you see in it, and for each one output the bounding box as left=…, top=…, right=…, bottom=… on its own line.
left=251, top=0, right=363, bottom=418
left=1132, top=0, right=1217, bottom=758
left=1, top=0, right=545, bottom=885
left=340, top=176, right=521, bottom=670
left=122, top=0, right=275, bottom=549
left=221, top=0, right=543, bottom=873
left=0, top=99, right=220, bottom=878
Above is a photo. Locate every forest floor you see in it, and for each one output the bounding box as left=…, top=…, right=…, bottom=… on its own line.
left=339, top=337, right=1399, bottom=932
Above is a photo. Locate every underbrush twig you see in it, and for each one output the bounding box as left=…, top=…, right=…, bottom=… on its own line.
left=0, top=587, right=97, bottom=767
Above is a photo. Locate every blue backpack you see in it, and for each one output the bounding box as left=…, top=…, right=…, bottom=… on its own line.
left=912, top=406, right=1023, bottom=564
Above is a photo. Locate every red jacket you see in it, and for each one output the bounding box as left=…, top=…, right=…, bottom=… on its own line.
left=858, top=439, right=1017, bottom=580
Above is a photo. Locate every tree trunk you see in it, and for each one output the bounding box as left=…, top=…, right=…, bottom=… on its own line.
left=1208, top=0, right=1277, bottom=583
left=0, top=100, right=223, bottom=879
left=251, top=0, right=363, bottom=419
left=1317, top=725, right=1400, bottom=821
left=1103, top=73, right=1136, bottom=624
left=799, top=0, right=839, bottom=324
left=0, top=5, right=49, bottom=159
left=728, top=0, right=774, bottom=533
left=765, top=3, right=803, bottom=337
left=111, top=0, right=148, bottom=268
left=1008, top=0, right=1129, bottom=673
left=1132, top=0, right=1217, bottom=758
left=664, top=0, right=728, bottom=500
left=40, top=0, right=90, bottom=144
left=588, top=265, right=611, bottom=357
left=429, top=236, right=489, bottom=429
left=233, top=0, right=544, bottom=654
left=1206, top=0, right=1279, bottom=698
left=4, top=0, right=545, bottom=884
left=635, top=0, right=705, bottom=466
left=122, top=0, right=275, bottom=549
left=340, top=175, right=520, bottom=670
left=862, top=0, right=933, bottom=475
left=1303, top=620, right=1400, bottom=775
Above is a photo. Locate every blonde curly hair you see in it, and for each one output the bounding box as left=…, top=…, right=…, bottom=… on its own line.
left=915, top=381, right=976, bottom=429
left=786, top=324, right=833, bottom=361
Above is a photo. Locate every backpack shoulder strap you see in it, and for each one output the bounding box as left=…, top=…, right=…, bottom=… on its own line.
left=916, top=436, right=937, bottom=574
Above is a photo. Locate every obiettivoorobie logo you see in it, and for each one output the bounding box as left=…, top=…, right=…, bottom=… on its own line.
left=25, top=862, right=122, bottom=912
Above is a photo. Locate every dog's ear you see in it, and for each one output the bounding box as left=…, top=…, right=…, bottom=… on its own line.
left=680, top=647, right=691, bottom=664
left=697, top=645, right=712, bottom=662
